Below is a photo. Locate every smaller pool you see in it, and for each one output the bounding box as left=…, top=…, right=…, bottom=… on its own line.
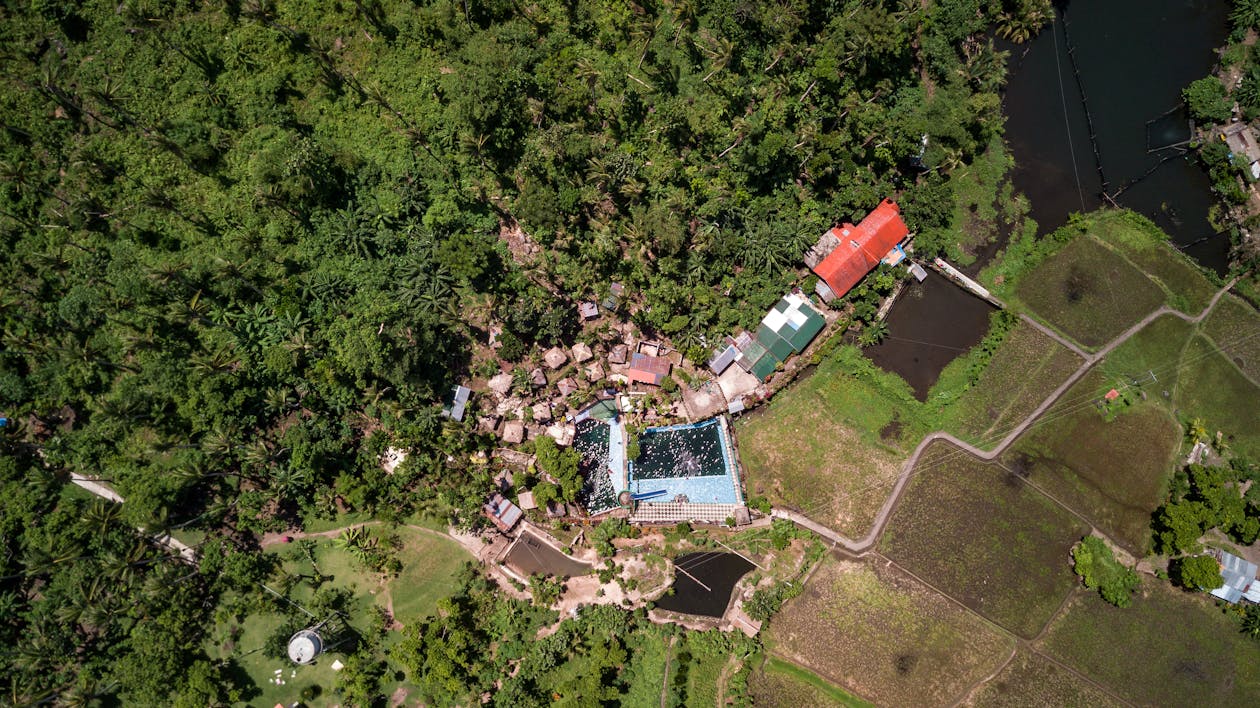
left=655, top=552, right=754, bottom=617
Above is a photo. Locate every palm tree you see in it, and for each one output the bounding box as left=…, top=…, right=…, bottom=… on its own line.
left=858, top=321, right=890, bottom=347
left=1233, top=0, right=1260, bottom=31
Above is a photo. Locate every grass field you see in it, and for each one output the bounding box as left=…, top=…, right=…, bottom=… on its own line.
left=1038, top=582, right=1260, bottom=705
left=211, top=526, right=468, bottom=706
left=1005, top=382, right=1179, bottom=554
left=881, top=441, right=1089, bottom=638
left=1014, top=235, right=1165, bottom=349
left=938, top=320, right=1083, bottom=445
left=766, top=557, right=1012, bottom=707
left=738, top=349, right=921, bottom=537
left=750, top=656, right=873, bottom=708
left=1175, top=335, right=1260, bottom=459
left=1083, top=210, right=1219, bottom=314
left=964, top=649, right=1124, bottom=707
left=1200, top=294, right=1260, bottom=384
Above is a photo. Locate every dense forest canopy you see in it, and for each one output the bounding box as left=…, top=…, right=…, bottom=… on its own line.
left=0, top=0, right=1046, bottom=703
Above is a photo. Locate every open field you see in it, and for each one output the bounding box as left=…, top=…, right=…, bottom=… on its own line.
left=938, top=320, right=1083, bottom=444
left=1038, top=582, right=1260, bottom=705
left=1084, top=210, right=1219, bottom=314
left=210, top=527, right=467, bottom=706
left=766, top=557, right=1012, bottom=707
left=963, top=649, right=1123, bottom=708
left=1200, top=294, right=1260, bottom=384
left=1175, top=335, right=1260, bottom=459
left=881, top=441, right=1088, bottom=638
left=1006, top=371, right=1179, bottom=554
left=738, top=350, right=917, bottom=537
left=1014, top=235, right=1165, bottom=349
left=750, top=656, right=872, bottom=708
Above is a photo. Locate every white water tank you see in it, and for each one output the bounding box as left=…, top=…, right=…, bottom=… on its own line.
left=287, top=629, right=323, bottom=664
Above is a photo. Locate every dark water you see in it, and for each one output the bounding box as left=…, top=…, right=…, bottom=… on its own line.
left=865, top=272, right=997, bottom=400
left=1003, top=0, right=1231, bottom=272
left=655, top=551, right=753, bottom=617
left=503, top=530, right=591, bottom=578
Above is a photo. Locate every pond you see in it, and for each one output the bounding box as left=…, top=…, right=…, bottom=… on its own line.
left=503, top=529, right=591, bottom=579
left=866, top=271, right=996, bottom=400
left=655, top=551, right=754, bottom=618
left=1003, top=0, right=1230, bottom=272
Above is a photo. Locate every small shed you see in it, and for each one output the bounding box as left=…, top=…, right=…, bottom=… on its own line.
left=1104, top=388, right=1120, bottom=401
left=518, top=490, right=537, bottom=510
left=608, top=343, right=629, bottom=365
left=602, top=282, right=625, bottom=311
left=544, top=347, right=568, bottom=369
left=529, top=367, right=547, bottom=387
left=728, top=398, right=746, bottom=415
left=557, top=377, right=579, bottom=397
left=578, top=301, right=600, bottom=320
left=532, top=402, right=553, bottom=423
left=586, top=361, right=606, bottom=382
left=488, top=372, right=513, bottom=397
left=572, top=342, right=594, bottom=363
left=502, top=420, right=525, bottom=444
left=441, top=385, right=472, bottom=422
left=628, top=352, right=671, bottom=385
left=1210, top=549, right=1260, bottom=604
left=709, top=344, right=738, bottom=375
left=483, top=493, right=523, bottom=532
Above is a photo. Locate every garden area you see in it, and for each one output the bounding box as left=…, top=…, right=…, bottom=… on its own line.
left=963, top=649, right=1124, bottom=707
left=881, top=441, right=1089, bottom=638
left=1037, top=580, right=1260, bottom=706
left=765, top=558, right=1013, bottom=707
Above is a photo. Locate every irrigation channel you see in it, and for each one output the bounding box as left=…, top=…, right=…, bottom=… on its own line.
left=654, top=552, right=754, bottom=618
left=870, top=0, right=1230, bottom=397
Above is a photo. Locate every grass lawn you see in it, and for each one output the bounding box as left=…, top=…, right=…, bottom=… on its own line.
left=964, top=649, right=1124, bottom=707
left=880, top=441, right=1089, bottom=638
left=1014, top=235, right=1165, bottom=349
left=937, top=320, right=1083, bottom=445
left=1005, top=381, right=1179, bottom=555
left=738, top=348, right=921, bottom=537
left=1038, top=582, right=1260, bottom=705
left=1200, top=294, right=1260, bottom=385
left=211, top=526, right=467, bottom=706
left=766, top=557, right=1013, bottom=707
left=750, top=656, right=873, bottom=708
left=1175, top=335, right=1260, bottom=459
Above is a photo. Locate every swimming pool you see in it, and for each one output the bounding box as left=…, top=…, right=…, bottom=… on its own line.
left=628, top=418, right=741, bottom=504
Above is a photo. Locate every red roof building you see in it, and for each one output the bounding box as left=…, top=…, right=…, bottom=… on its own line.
left=1104, top=388, right=1120, bottom=401
left=627, top=352, right=671, bottom=385
left=810, top=199, right=909, bottom=301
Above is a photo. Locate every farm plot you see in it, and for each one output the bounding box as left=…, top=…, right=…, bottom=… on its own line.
left=941, top=320, right=1083, bottom=444
left=1006, top=373, right=1179, bottom=554
left=1038, top=581, right=1260, bottom=706
left=964, top=649, right=1123, bottom=708
left=1014, top=235, right=1164, bottom=349
left=738, top=353, right=914, bottom=538
left=1200, top=295, right=1260, bottom=385
left=1175, top=335, right=1260, bottom=459
left=1085, top=209, right=1219, bottom=314
left=766, top=557, right=1012, bottom=707
left=881, top=441, right=1088, bottom=638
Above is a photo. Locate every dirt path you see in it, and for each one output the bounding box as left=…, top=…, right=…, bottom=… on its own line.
left=774, top=280, right=1237, bottom=555
left=714, top=655, right=741, bottom=708
left=660, top=635, right=676, bottom=708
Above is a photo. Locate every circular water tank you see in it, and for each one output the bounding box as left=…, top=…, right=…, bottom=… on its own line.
left=287, top=629, right=323, bottom=664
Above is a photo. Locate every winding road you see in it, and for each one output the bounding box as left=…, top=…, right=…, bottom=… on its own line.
left=774, top=279, right=1237, bottom=554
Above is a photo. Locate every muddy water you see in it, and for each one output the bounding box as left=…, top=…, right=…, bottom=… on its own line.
left=864, top=272, right=996, bottom=400
left=655, top=551, right=753, bottom=618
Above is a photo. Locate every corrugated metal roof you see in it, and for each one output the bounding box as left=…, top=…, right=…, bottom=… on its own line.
left=1211, top=550, right=1258, bottom=603
left=756, top=323, right=794, bottom=361
left=750, top=353, right=778, bottom=381
left=444, top=385, right=472, bottom=422
left=709, top=344, right=738, bottom=375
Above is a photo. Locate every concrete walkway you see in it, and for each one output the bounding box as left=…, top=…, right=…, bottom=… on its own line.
left=775, top=280, right=1237, bottom=554
left=69, top=473, right=197, bottom=562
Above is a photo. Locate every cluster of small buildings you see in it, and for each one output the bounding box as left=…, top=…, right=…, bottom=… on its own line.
left=708, top=292, right=826, bottom=382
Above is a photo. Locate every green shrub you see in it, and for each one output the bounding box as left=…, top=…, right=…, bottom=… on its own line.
left=1072, top=536, right=1139, bottom=607
left=1171, top=554, right=1224, bottom=591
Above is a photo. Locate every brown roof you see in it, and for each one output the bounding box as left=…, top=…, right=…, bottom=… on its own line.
left=628, top=352, right=670, bottom=385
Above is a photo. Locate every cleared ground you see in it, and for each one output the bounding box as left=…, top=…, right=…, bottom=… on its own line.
left=881, top=441, right=1089, bottom=638
left=1015, top=235, right=1165, bottom=349
left=738, top=351, right=915, bottom=537
left=1038, top=582, right=1260, bottom=705
left=1005, top=360, right=1179, bottom=555
left=749, top=656, right=871, bottom=708
left=964, top=649, right=1124, bottom=708
left=939, top=321, right=1083, bottom=445
left=766, top=557, right=1012, bottom=707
